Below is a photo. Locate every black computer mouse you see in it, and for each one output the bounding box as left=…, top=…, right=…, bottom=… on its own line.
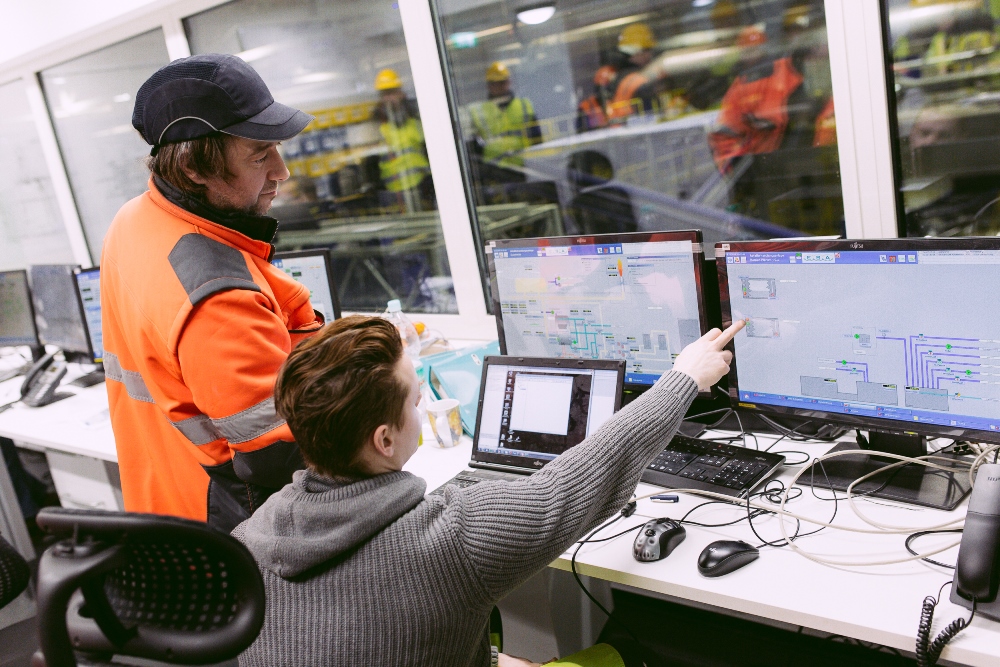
left=633, top=519, right=686, bottom=562
left=697, top=540, right=759, bottom=577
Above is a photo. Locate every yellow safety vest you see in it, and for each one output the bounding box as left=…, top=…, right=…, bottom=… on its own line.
left=379, top=118, right=431, bottom=192
left=470, top=98, right=537, bottom=168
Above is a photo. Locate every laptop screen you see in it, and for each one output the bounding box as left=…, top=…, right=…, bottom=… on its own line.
left=471, top=356, right=624, bottom=471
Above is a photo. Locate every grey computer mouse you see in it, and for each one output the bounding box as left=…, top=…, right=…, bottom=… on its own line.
left=633, top=519, right=686, bottom=562
left=697, top=540, right=759, bottom=577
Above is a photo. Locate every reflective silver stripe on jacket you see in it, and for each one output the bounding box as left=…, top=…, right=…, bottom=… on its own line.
left=210, top=397, right=285, bottom=444
left=172, top=414, right=224, bottom=446
left=103, top=352, right=155, bottom=404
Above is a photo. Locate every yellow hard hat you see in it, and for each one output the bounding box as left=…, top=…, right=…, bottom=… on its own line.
left=783, top=4, right=813, bottom=31
left=486, top=61, right=510, bottom=83
left=619, top=23, right=655, bottom=55
left=375, top=68, right=403, bottom=91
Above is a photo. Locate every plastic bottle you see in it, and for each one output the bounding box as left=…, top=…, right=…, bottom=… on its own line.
left=383, top=299, right=421, bottom=360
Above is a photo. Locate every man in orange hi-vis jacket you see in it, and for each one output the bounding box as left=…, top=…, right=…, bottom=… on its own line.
left=101, top=54, right=323, bottom=531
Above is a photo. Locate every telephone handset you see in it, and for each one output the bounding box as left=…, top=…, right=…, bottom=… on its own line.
left=20, top=352, right=71, bottom=408
left=951, top=462, right=1000, bottom=621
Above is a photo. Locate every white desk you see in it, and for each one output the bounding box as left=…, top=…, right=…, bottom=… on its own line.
left=403, top=431, right=1000, bottom=667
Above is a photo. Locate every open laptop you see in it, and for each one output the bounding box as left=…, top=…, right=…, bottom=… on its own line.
left=430, top=355, right=625, bottom=494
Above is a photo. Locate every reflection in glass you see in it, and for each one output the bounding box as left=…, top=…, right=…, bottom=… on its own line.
left=885, top=0, right=1000, bottom=237
left=40, top=30, right=171, bottom=256
left=184, top=0, right=456, bottom=313
left=436, top=0, right=844, bottom=265
left=0, top=79, right=75, bottom=269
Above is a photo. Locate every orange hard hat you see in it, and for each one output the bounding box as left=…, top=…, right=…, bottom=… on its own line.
left=737, top=26, right=768, bottom=48
left=594, top=65, right=617, bottom=87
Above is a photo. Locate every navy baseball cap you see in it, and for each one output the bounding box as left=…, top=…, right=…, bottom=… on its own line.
left=132, top=54, right=313, bottom=154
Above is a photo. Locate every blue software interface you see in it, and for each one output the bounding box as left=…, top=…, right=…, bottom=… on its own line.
left=271, top=255, right=337, bottom=323
left=74, top=269, right=103, bottom=363
left=492, top=240, right=702, bottom=386
left=724, top=248, right=1000, bottom=433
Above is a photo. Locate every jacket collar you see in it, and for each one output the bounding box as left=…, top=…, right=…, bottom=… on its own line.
left=148, top=176, right=278, bottom=260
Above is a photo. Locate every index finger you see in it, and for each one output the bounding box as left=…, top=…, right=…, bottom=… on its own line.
left=712, top=319, right=746, bottom=349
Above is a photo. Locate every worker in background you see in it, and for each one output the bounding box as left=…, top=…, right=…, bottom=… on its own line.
left=707, top=5, right=836, bottom=174
left=576, top=65, right=617, bottom=133
left=469, top=61, right=542, bottom=184
left=607, top=23, right=659, bottom=123
left=102, top=54, right=323, bottom=532
left=373, top=68, right=435, bottom=212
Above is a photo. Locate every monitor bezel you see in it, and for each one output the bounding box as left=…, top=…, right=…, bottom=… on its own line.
left=486, top=230, right=709, bottom=391
left=0, top=269, right=41, bottom=349
left=471, top=355, right=626, bottom=470
left=271, top=249, right=342, bottom=321
left=73, top=266, right=102, bottom=365
left=716, top=237, right=1000, bottom=445
left=30, top=264, right=90, bottom=358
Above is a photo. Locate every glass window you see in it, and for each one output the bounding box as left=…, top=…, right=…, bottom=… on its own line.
left=184, top=0, right=457, bottom=314
left=434, top=0, right=844, bottom=266
left=885, top=0, right=1000, bottom=237
left=0, top=78, right=75, bottom=270
left=39, top=30, right=171, bottom=257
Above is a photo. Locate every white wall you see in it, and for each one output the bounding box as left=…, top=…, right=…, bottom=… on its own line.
left=0, top=0, right=164, bottom=68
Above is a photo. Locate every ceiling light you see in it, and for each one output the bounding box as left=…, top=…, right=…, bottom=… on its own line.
left=292, top=72, right=339, bottom=85
left=693, top=0, right=714, bottom=7
left=517, top=3, right=556, bottom=25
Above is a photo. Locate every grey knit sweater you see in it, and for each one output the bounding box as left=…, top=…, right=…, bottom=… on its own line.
left=233, top=370, right=697, bottom=667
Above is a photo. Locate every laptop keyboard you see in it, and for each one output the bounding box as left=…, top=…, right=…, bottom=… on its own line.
left=429, top=468, right=526, bottom=495
left=642, top=434, right=784, bottom=497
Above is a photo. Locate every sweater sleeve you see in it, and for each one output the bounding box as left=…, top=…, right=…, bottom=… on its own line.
left=445, top=370, right=698, bottom=601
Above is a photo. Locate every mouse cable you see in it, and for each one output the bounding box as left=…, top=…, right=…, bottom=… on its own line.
left=905, top=529, right=963, bottom=570
left=916, top=580, right=976, bottom=667
left=571, top=513, right=657, bottom=667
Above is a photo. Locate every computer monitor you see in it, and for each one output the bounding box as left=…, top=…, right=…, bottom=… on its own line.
left=73, top=267, right=103, bottom=364
left=271, top=250, right=341, bottom=323
left=715, top=238, right=1000, bottom=510
left=487, top=231, right=709, bottom=391
left=28, top=264, right=90, bottom=359
left=0, top=270, right=41, bottom=354
left=471, top=356, right=625, bottom=471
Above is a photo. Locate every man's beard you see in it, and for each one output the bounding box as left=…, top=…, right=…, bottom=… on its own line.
left=206, top=182, right=277, bottom=216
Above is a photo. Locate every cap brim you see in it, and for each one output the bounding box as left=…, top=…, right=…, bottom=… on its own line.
left=222, top=100, right=313, bottom=142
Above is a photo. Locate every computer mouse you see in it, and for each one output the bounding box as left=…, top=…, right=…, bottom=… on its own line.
left=632, top=519, right=686, bottom=562
left=697, top=540, right=759, bottom=577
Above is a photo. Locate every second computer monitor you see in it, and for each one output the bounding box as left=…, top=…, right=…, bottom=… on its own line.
left=271, top=250, right=342, bottom=323
left=488, top=231, right=708, bottom=388
left=73, top=267, right=103, bottom=364
left=0, top=270, right=40, bottom=349
left=28, top=264, right=90, bottom=358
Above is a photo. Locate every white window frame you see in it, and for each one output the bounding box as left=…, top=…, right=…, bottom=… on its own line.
left=0, top=0, right=901, bottom=343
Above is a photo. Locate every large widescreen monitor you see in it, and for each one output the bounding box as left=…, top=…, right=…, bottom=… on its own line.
left=271, top=250, right=341, bottom=323
left=488, top=231, right=708, bottom=390
left=28, top=264, right=90, bottom=358
left=717, top=238, right=1000, bottom=509
left=0, top=270, right=40, bottom=349
left=73, top=267, right=103, bottom=364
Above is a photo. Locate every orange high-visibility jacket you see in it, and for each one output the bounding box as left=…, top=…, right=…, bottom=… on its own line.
left=707, top=57, right=804, bottom=173
left=100, top=178, right=322, bottom=531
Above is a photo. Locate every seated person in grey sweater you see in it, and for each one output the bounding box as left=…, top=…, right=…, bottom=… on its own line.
left=234, top=315, right=744, bottom=667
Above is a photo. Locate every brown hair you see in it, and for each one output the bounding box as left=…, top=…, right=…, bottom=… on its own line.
left=145, top=133, right=232, bottom=198
left=274, top=315, right=409, bottom=478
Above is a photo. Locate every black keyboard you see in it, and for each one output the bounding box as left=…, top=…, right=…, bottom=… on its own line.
left=641, top=434, right=785, bottom=498
left=429, top=468, right=526, bottom=495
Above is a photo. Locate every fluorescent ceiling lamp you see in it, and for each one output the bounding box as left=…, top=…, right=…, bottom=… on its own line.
left=692, top=0, right=714, bottom=7
left=517, top=4, right=556, bottom=25
left=292, top=72, right=339, bottom=85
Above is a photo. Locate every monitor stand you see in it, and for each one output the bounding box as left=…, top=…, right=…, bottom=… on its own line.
left=808, top=431, right=971, bottom=511
left=69, top=365, right=105, bottom=388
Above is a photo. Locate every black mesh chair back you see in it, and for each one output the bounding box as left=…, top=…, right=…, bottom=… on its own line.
left=0, top=533, right=30, bottom=609
left=32, top=508, right=265, bottom=667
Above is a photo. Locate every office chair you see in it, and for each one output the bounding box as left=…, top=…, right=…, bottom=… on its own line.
left=31, top=508, right=265, bottom=667
left=0, top=533, right=30, bottom=609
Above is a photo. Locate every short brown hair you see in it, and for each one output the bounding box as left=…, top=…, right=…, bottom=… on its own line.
left=275, top=316, right=408, bottom=478
left=145, top=133, right=232, bottom=198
